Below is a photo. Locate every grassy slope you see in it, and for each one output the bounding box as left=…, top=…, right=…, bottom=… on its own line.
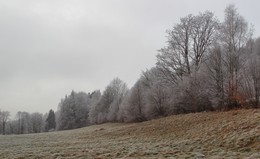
left=0, top=109, right=259, bottom=159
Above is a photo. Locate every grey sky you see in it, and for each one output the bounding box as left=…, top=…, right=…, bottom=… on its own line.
left=0, top=0, right=259, bottom=117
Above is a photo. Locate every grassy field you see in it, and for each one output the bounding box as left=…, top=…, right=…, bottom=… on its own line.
left=0, top=109, right=260, bottom=159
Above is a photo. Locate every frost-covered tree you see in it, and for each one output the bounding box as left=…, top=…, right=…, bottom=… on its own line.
left=89, top=78, right=128, bottom=124
left=241, top=38, right=260, bottom=107
left=191, top=11, right=219, bottom=67
left=250, top=38, right=260, bottom=107
left=57, top=91, right=93, bottom=130
left=0, top=110, right=10, bottom=135
left=4, top=120, right=15, bottom=135
left=30, top=112, right=43, bottom=133
left=107, top=78, right=128, bottom=122
left=57, top=94, right=76, bottom=130
left=141, top=68, right=172, bottom=119
left=170, top=70, right=214, bottom=114
left=88, top=91, right=102, bottom=124
left=121, top=67, right=173, bottom=120
left=157, top=11, right=218, bottom=85
left=42, top=112, right=48, bottom=132
left=157, top=14, right=193, bottom=84
left=16, top=111, right=32, bottom=134
left=120, top=80, right=146, bottom=122
left=205, top=44, right=225, bottom=108
left=221, top=4, right=252, bottom=108
left=247, top=57, right=260, bottom=107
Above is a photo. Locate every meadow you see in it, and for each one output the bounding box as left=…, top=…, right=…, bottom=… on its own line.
left=0, top=109, right=259, bottom=159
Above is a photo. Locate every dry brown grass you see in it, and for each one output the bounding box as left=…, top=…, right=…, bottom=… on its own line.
left=0, top=109, right=259, bottom=158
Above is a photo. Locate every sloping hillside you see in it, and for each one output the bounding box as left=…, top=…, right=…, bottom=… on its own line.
left=0, top=109, right=259, bottom=159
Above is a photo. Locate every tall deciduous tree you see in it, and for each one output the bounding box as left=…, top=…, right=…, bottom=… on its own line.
left=221, top=4, right=251, bottom=107
left=191, top=11, right=219, bottom=68
left=157, top=14, right=193, bottom=84
left=157, top=11, right=218, bottom=85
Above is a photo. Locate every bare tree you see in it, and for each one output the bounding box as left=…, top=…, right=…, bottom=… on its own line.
left=0, top=110, right=10, bottom=135
left=191, top=11, right=219, bottom=68
left=242, top=38, right=260, bottom=107
left=157, top=14, right=193, bottom=84
left=221, top=4, right=251, bottom=107
left=251, top=38, right=260, bottom=107
left=157, top=11, right=218, bottom=85
left=248, top=56, right=260, bottom=107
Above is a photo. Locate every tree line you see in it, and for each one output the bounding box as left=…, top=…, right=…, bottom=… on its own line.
left=1, top=4, right=259, bottom=135
left=0, top=109, right=55, bottom=135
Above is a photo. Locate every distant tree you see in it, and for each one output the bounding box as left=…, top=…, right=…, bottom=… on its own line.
left=107, top=78, right=128, bottom=122
left=58, top=91, right=78, bottom=130
left=5, top=121, right=14, bottom=135
left=41, top=113, right=48, bottom=132
left=0, top=110, right=2, bottom=134
left=45, top=109, right=56, bottom=131
left=89, top=78, right=128, bottom=124
left=15, top=111, right=32, bottom=134
left=57, top=91, right=94, bottom=130
left=16, top=111, right=22, bottom=134
left=31, top=112, right=43, bottom=133
left=141, top=68, right=172, bottom=118
left=120, top=80, right=146, bottom=122
left=0, top=110, right=10, bottom=135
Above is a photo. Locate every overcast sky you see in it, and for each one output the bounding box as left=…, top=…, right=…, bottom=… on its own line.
left=0, top=0, right=259, bottom=117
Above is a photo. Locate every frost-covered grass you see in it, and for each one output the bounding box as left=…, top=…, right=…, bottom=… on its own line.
left=0, top=109, right=260, bottom=158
